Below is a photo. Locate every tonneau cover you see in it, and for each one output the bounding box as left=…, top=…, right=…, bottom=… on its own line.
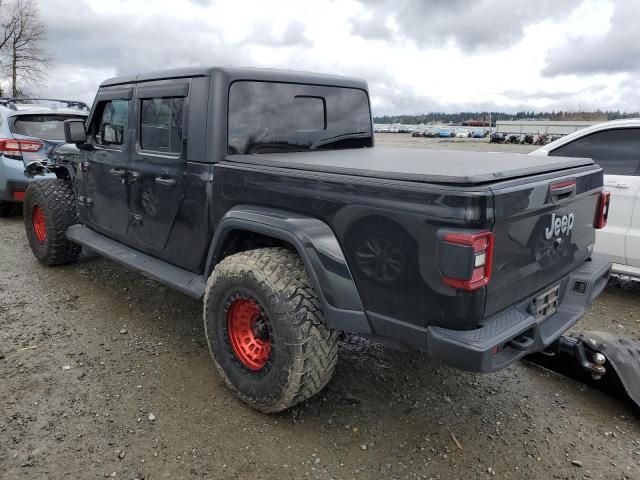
left=227, top=147, right=594, bottom=185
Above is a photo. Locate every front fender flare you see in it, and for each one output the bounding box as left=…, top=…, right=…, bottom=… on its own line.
left=205, top=205, right=371, bottom=334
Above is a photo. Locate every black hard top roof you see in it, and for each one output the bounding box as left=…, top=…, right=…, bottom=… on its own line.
left=100, top=66, right=368, bottom=90
left=227, top=147, right=595, bottom=185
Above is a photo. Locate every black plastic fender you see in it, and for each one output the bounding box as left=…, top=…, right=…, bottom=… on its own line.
left=205, top=205, right=371, bottom=334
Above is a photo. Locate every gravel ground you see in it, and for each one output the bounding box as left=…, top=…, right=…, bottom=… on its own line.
left=1, top=135, right=639, bottom=480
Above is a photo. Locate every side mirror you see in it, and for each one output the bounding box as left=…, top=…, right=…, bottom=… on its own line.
left=64, top=119, right=87, bottom=144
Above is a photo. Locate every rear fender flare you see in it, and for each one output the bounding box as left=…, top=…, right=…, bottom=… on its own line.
left=205, top=205, right=370, bottom=333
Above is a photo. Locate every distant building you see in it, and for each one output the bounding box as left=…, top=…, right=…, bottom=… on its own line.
left=495, top=120, right=601, bottom=136
left=462, top=120, right=490, bottom=127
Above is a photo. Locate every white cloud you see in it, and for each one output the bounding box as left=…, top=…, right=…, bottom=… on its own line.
left=8, top=0, right=636, bottom=114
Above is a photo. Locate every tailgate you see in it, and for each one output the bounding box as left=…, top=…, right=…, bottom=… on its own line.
left=485, top=166, right=603, bottom=317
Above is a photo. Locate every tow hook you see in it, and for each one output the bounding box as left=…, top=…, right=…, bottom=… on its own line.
left=546, top=336, right=606, bottom=380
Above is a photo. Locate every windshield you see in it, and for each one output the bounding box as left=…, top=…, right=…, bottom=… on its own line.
left=12, top=115, right=85, bottom=141
left=228, top=81, right=372, bottom=155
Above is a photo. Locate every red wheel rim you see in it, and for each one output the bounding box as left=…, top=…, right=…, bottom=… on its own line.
left=226, top=298, right=271, bottom=371
left=32, top=205, right=47, bottom=244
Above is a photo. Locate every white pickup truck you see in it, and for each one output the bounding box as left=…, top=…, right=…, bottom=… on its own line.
left=532, top=119, right=640, bottom=277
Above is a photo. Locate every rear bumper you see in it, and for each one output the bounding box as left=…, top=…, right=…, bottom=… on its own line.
left=426, top=255, right=612, bottom=373
left=610, top=262, right=640, bottom=279
left=1, top=179, right=29, bottom=202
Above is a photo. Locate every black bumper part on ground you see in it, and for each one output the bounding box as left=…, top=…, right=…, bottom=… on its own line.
left=427, top=255, right=612, bottom=373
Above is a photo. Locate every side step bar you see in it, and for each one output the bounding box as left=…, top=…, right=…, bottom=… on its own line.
left=66, top=225, right=207, bottom=299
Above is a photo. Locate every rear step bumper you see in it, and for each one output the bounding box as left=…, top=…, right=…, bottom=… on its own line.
left=426, top=255, right=612, bottom=373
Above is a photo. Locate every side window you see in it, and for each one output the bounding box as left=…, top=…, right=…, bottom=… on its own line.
left=92, top=99, right=129, bottom=146
left=550, top=128, right=640, bottom=175
left=140, top=97, right=184, bottom=154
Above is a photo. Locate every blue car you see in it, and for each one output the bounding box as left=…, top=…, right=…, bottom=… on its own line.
left=472, top=130, right=487, bottom=138
left=0, top=98, right=88, bottom=216
left=437, top=128, right=453, bottom=138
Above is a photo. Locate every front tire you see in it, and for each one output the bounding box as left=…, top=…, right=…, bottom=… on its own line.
left=24, top=180, right=81, bottom=266
left=204, top=248, right=338, bottom=413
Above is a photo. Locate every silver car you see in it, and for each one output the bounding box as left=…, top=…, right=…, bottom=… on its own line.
left=0, top=98, right=88, bottom=216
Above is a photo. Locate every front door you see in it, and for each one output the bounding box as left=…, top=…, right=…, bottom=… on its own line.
left=84, top=89, right=133, bottom=238
left=128, top=81, right=188, bottom=252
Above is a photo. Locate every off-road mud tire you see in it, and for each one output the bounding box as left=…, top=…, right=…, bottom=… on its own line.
left=204, top=247, right=339, bottom=413
left=24, top=180, right=81, bottom=266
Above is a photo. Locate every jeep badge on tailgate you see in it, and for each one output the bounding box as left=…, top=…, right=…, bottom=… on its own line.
left=545, top=213, right=575, bottom=240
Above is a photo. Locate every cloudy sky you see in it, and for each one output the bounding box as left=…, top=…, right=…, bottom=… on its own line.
left=7, top=0, right=639, bottom=114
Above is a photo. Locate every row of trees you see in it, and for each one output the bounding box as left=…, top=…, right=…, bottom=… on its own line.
left=374, top=110, right=640, bottom=125
left=0, top=0, right=48, bottom=97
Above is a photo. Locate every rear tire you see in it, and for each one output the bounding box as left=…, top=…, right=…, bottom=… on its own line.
left=24, top=180, right=81, bottom=266
left=204, top=247, right=338, bottom=413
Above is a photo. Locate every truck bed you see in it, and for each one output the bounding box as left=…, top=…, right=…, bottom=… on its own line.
left=227, top=147, right=593, bottom=185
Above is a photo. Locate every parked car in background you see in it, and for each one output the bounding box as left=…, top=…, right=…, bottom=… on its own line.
left=490, top=132, right=506, bottom=143
left=437, top=128, right=453, bottom=138
left=455, top=129, right=469, bottom=138
left=411, top=129, right=424, bottom=137
left=472, top=130, right=487, bottom=138
left=0, top=98, right=88, bottom=216
left=531, top=119, right=640, bottom=277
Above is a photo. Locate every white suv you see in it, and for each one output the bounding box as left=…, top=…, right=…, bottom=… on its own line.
left=531, top=119, right=640, bottom=277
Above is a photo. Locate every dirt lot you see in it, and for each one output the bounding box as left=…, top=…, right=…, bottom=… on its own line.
left=1, top=135, right=640, bottom=480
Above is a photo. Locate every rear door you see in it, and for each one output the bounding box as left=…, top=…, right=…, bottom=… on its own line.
left=628, top=194, right=640, bottom=268
left=83, top=87, right=134, bottom=238
left=549, top=128, right=640, bottom=266
left=127, top=80, right=189, bottom=252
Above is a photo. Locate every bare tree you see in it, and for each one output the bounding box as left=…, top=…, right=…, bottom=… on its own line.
left=0, top=0, right=17, bottom=95
left=0, top=0, right=50, bottom=97
left=0, top=1, right=17, bottom=50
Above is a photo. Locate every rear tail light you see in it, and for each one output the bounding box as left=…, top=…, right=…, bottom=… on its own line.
left=440, top=231, right=494, bottom=291
left=594, top=191, right=611, bottom=229
left=0, top=138, right=43, bottom=156
left=12, top=191, right=25, bottom=200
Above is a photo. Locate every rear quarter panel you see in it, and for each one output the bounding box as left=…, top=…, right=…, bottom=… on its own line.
left=213, top=162, right=493, bottom=331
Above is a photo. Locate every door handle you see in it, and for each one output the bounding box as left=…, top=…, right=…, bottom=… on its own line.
left=605, top=182, right=629, bottom=189
left=109, top=168, right=127, bottom=177
left=155, top=177, right=177, bottom=187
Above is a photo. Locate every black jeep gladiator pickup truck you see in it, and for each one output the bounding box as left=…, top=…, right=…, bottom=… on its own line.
left=23, top=66, right=612, bottom=412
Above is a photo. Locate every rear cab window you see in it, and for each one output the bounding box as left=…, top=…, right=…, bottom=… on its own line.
left=549, top=128, right=640, bottom=175
left=12, top=115, right=85, bottom=141
left=227, top=81, right=372, bottom=155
